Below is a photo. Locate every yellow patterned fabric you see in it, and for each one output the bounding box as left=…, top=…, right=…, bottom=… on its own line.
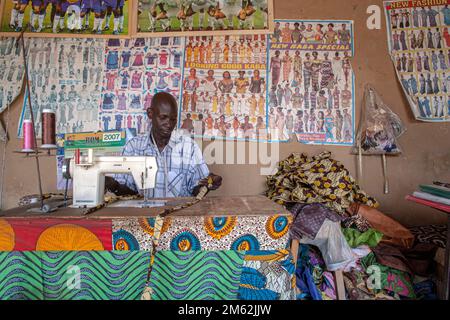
left=244, top=249, right=290, bottom=262
left=265, top=215, right=292, bottom=240
left=0, top=219, right=15, bottom=251
left=139, top=217, right=172, bottom=237
left=266, top=152, right=379, bottom=214
left=36, top=224, right=104, bottom=251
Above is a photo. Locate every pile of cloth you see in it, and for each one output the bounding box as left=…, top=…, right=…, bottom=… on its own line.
left=266, top=152, right=441, bottom=300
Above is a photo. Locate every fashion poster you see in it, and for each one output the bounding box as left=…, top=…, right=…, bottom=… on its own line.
left=268, top=20, right=355, bottom=145
left=18, top=37, right=106, bottom=138
left=136, top=0, right=273, bottom=36
left=0, top=37, right=25, bottom=114
left=0, top=0, right=130, bottom=36
left=385, top=0, right=450, bottom=122
left=179, top=34, right=268, bottom=141
left=100, top=37, right=183, bottom=134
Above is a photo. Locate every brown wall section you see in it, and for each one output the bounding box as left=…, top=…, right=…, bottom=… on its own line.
left=1, top=0, right=449, bottom=226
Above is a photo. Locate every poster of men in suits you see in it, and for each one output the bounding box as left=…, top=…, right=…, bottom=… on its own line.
left=385, top=0, right=450, bottom=122
left=268, top=19, right=355, bottom=145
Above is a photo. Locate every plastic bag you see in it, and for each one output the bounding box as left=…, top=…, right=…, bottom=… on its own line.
left=300, top=219, right=356, bottom=271
left=352, top=85, right=405, bottom=155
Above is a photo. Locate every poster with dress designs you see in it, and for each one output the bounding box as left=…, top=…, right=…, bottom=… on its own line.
left=385, top=0, right=450, bottom=122
left=17, top=37, right=106, bottom=138
left=179, top=34, right=269, bottom=141
left=268, top=20, right=355, bottom=146
left=100, top=37, right=183, bottom=134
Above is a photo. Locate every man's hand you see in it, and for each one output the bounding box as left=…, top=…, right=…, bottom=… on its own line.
left=197, top=173, right=222, bottom=191
left=192, top=173, right=223, bottom=197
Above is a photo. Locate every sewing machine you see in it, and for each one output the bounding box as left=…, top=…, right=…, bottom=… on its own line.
left=64, top=149, right=158, bottom=208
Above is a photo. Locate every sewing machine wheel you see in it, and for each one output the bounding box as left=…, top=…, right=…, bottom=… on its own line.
left=62, top=158, right=72, bottom=180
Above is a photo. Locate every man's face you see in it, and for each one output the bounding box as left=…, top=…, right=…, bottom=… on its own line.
left=150, top=102, right=178, bottom=139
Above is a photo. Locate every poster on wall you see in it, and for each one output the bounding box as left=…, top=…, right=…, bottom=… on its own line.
left=0, top=0, right=131, bottom=37
left=0, top=37, right=25, bottom=114
left=17, top=37, right=106, bottom=137
left=135, top=0, right=273, bottom=37
left=179, top=34, right=269, bottom=141
left=55, top=130, right=127, bottom=190
left=384, top=0, right=450, bottom=122
left=268, top=19, right=355, bottom=145
left=99, top=37, right=183, bottom=134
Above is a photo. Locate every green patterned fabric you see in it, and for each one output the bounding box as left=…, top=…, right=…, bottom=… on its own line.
left=342, top=228, right=383, bottom=248
left=150, top=251, right=245, bottom=300
left=0, top=251, right=150, bottom=300
left=361, top=253, right=416, bottom=299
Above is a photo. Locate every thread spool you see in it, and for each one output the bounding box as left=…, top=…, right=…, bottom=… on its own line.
left=41, top=109, right=57, bottom=149
left=22, top=119, right=36, bottom=152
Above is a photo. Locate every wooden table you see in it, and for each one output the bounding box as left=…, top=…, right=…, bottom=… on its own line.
left=0, top=195, right=290, bottom=218
left=0, top=195, right=298, bottom=300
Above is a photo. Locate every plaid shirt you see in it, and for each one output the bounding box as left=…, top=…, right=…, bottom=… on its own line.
left=114, top=129, right=209, bottom=198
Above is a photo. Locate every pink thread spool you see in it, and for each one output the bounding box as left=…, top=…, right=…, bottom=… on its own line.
left=22, top=119, right=36, bottom=152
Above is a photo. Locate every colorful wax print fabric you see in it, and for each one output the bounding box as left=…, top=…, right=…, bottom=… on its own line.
left=385, top=1, right=450, bottom=122
left=0, top=251, right=150, bottom=300
left=0, top=218, right=112, bottom=251
left=295, top=245, right=337, bottom=300
left=149, top=250, right=245, bottom=300
left=361, top=252, right=416, bottom=299
left=268, top=20, right=355, bottom=145
left=266, top=151, right=379, bottom=215
left=343, top=269, right=398, bottom=300
left=0, top=251, right=44, bottom=300
left=18, top=38, right=106, bottom=137
left=41, top=251, right=149, bottom=300
left=289, top=202, right=343, bottom=239
left=409, top=224, right=447, bottom=248
left=238, top=250, right=296, bottom=300
left=180, top=34, right=269, bottom=141
left=112, top=215, right=292, bottom=251
left=100, top=37, right=183, bottom=135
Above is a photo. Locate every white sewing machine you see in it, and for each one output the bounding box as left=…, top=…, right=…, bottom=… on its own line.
left=64, top=149, right=158, bottom=208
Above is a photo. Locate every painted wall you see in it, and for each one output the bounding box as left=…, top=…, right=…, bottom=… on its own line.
left=1, top=0, right=449, bottom=226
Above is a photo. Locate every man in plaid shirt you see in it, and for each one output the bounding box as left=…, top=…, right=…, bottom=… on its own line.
left=105, top=92, right=222, bottom=198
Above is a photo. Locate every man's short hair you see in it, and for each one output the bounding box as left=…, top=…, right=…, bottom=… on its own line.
left=150, top=92, right=177, bottom=112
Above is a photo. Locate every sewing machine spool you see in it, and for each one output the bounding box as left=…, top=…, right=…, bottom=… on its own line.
left=21, top=120, right=36, bottom=152
left=40, top=109, right=57, bottom=150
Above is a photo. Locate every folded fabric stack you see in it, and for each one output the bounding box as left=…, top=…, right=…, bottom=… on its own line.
left=406, top=182, right=450, bottom=213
